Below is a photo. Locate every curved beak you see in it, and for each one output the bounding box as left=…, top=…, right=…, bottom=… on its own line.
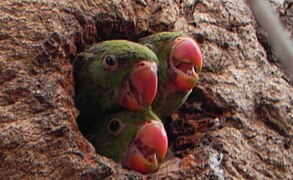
left=119, top=61, right=158, bottom=111
left=170, top=37, right=203, bottom=91
left=122, top=120, right=168, bottom=174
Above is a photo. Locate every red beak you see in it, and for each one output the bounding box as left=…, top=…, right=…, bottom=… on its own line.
left=122, top=120, right=168, bottom=174
left=170, top=37, right=203, bottom=91
left=119, top=61, right=158, bottom=111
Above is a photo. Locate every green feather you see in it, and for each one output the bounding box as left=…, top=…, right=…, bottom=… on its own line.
left=139, top=32, right=191, bottom=120
left=85, top=108, right=161, bottom=162
left=75, top=40, right=158, bottom=132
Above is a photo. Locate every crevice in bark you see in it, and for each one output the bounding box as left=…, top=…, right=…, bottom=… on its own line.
left=95, top=13, right=137, bottom=42
left=164, top=86, right=228, bottom=162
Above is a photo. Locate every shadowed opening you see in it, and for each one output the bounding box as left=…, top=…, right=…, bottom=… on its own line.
left=72, top=12, right=225, bottom=176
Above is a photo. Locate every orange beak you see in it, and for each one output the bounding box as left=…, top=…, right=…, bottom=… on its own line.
left=119, top=61, right=158, bottom=111
left=122, top=120, right=168, bottom=174
left=170, top=37, right=203, bottom=92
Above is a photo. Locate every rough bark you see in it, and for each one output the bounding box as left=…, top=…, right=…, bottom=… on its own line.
left=0, top=0, right=292, bottom=179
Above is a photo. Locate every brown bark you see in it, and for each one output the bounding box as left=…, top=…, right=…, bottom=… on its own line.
left=0, top=0, right=292, bottom=179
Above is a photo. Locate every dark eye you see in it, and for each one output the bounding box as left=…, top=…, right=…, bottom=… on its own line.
left=105, top=56, right=115, bottom=66
left=107, top=118, right=124, bottom=136
left=103, top=55, right=118, bottom=71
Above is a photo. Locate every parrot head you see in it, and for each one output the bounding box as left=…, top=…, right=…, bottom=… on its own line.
left=86, top=110, right=168, bottom=174
left=75, top=40, right=158, bottom=114
left=139, top=32, right=202, bottom=92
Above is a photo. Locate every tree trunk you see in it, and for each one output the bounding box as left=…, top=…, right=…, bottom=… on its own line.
left=0, top=0, right=292, bottom=179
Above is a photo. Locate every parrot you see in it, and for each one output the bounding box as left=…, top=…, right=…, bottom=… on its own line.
left=74, top=40, right=159, bottom=132
left=138, top=32, right=203, bottom=120
left=85, top=108, right=168, bottom=174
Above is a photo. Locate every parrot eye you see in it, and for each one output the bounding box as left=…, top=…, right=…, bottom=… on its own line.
left=107, top=118, right=124, bottom=136
left=103, top=55, right=119, bottom=71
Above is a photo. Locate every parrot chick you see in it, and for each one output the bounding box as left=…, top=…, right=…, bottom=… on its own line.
left=74, top=40, right=158, bottom=132
left=86, top=109, right=168, bottom=174
left=139, top=32, right=203, bottom=120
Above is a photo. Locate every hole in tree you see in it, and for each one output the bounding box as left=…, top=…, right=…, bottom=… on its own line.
left=73, top=12, right=224, bottom=175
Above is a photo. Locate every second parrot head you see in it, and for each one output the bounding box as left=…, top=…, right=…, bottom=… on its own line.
left=86, top=110, right=168, bottom=174
left=139, top=32, right=203, bottom=92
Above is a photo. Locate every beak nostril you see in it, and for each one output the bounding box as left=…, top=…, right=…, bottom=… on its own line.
left=174, top=37, right=183, bottom=43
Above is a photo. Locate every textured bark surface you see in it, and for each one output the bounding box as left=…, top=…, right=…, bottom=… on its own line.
left=0, top=0, right=292, bottom=179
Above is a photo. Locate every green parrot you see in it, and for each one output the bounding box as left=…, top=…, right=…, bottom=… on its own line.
left=85, top=108, right=168, bottom=174
left=74, top=40, right=159, bottom=132
left=139, top=32, right=203, bottom=120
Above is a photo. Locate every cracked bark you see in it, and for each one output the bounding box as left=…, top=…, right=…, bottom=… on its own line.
left=0, top=0, right=292, bottom=179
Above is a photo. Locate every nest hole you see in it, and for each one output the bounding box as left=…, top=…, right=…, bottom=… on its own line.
left=72, top=13, right=224, bottom=175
